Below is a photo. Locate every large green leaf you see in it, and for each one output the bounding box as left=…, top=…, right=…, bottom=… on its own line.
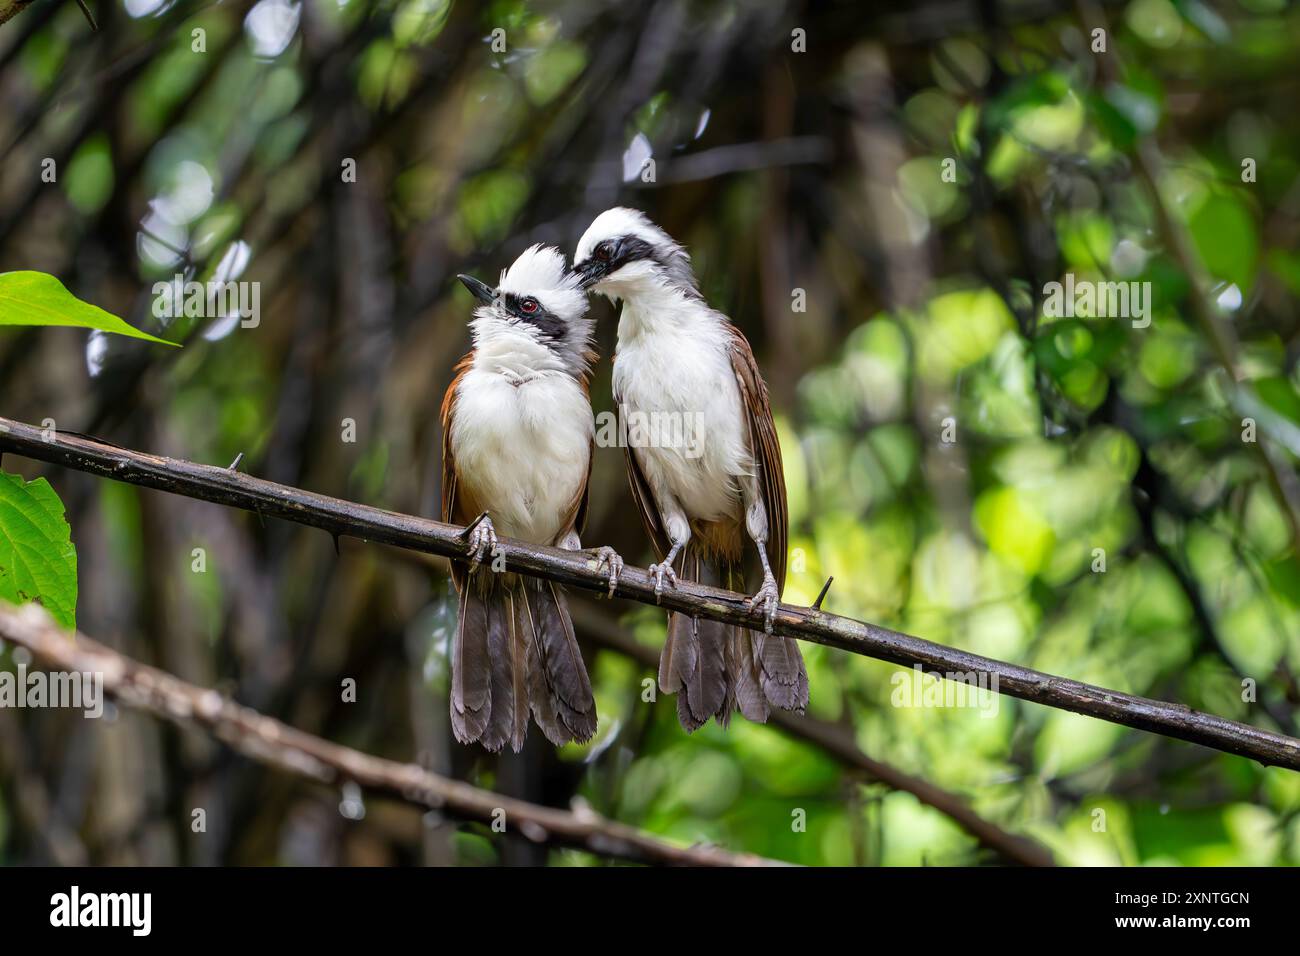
left=0, top=471, right=78, bottom=628
left=0, top=271, right=177, bottom=346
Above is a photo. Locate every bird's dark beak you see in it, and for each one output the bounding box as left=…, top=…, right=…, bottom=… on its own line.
left=457, top=273, right=497, bottom=305
left=572, top=259, right=604, bottom=290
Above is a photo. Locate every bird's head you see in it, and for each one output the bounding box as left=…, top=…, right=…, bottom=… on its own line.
left=457, top=244, right=594, bottom=378
left=572, top=207, right=699, bottom=301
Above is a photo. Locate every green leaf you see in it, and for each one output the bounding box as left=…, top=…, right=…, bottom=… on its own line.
left=0, top=471, right=78, bottom=628
left=1187, top=196, right=1258, bottom=294
left=1262, top=554, right=1300, bottom=607
left=1087, top=92, right=1137, bottom=151
left=65, top=134, right=115, bottom=216
left=0, top=271, right=178, bottom=346
left=1254, top=375, right=1300, bottom=426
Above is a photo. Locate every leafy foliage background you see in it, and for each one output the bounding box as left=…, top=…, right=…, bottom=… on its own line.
left=1, top=0, right=1299, bottom=865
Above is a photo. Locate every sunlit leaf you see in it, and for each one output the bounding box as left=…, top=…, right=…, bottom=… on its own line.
left=0, top=471, right=78, bottom=629
left=0, top=272, right=177, bottom=346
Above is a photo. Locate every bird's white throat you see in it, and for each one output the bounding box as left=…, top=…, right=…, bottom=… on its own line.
left=607, top=276, right=712, bottom=343
left=470, top=319, right=570, bottom=382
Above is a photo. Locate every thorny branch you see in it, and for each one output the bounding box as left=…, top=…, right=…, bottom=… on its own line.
left=2, top=415, right=1299, bottom=771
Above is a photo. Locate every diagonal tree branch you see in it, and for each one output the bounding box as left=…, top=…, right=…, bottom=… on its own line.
left=565, top=602, right=1056, bottom=866
left=1, top=415, right=1299, bottom=771
left=0, top=601, right=783, bottom=867
left=381, top=544, right=1054, bottom=865
left=0, top=0, right=34, bottom=28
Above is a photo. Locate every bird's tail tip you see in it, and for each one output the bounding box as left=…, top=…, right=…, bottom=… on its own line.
left=450, top=578, right=597, bottom=753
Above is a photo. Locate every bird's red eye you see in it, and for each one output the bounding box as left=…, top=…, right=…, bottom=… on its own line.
left=596, top=243, right=612, bottom=261
left=520, top=297, right=539, bottom=314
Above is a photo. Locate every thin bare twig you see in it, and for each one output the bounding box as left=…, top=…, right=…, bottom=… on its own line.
left=0, top=601, right=783, bottom=867
left=0, top=0, right=34, bottom=29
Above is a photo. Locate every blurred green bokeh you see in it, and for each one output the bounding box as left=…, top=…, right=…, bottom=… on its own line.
left=1, top=0, right=1299, bottom=867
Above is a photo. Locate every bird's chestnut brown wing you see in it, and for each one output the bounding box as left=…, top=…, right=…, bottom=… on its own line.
left=556, top=436, right=595, bottom=545
left=440, top=353, right=477, bottom=590
left=613, top=357, right=673, bottom=564
left=726, top=323, right=788, bottom=592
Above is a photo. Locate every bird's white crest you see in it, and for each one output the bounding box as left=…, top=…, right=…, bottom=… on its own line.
left=574, top=207, right=682, bottom=264
left=497, top=244, right=587, bottom=320
left=469, top=244, right=593, bottom=381
left=574, top=207, right=698, bottom=304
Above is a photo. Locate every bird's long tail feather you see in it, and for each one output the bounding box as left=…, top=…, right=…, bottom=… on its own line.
left=451, top=576, right=596, bottom=752
left=658, top=548, right=808, bottom=731
left=519, top=578, right=598, bottom=746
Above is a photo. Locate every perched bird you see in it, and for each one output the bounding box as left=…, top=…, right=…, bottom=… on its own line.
left=572, top=208, right=808, bottom=731
left=442, top=244, right=622, bottom=752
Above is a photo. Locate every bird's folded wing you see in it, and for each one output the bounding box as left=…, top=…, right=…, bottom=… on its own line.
left=441, top=353, right=477, bottom=589
left=560, top=437, right=595, bottom=544
left=727, top=324, right=788, bottom=592
left=614, top=377, right=672, bottom=564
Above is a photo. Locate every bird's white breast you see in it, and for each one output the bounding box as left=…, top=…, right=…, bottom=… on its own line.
left=450, top=366, right=592, bottom=545
left=613, top=304, right=751, bottom=523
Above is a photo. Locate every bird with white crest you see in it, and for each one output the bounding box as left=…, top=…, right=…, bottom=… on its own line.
left=573, top=208, right=809, bottom=731
left=442, top=244, right=622, bottom=752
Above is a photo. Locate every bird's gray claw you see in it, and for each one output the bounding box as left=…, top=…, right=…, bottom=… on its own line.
left=467, top=516, right=497, bottom=573
left=648, top=561, right=677, bottom=603
left=592, top=546, right=623, bottom=598
left=747, top=576, right=780, bottom=634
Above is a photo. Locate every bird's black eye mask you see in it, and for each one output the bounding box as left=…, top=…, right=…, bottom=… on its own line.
left=457, top=273, right=567, bottom=343
left=499, top=292, right=566, bottom=341
left=574, top=236, right=657, bottom=288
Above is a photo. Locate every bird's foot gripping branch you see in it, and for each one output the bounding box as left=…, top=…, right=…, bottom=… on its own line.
left=1, top=414, right=1299, bottom=771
